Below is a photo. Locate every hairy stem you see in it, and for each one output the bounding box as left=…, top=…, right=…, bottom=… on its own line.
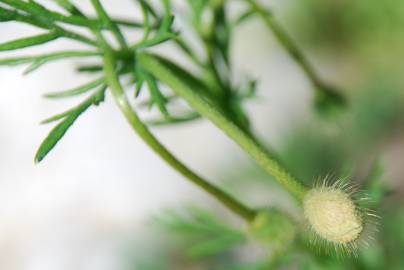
left=139, top=53, right=308, bottom=201
left=103, top=49, right=256, bottom=221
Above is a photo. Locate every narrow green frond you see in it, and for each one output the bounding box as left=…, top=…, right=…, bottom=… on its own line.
left=187, top=233, right=245, bottom=258
left=54, top=0, right=83, bottom=16
left=134, top=59, right=146, bottom=97
left=40, top=87, right=106, bottom=124
left=139, top=0, right=152, bottom=41
left=90, top=0, right=127, bottom=48
left=136, top=32, right=177, bottom=49
left=157, top=207, right=246, bottom=258
left=0, top=5, right=58, bottom=29
left=137, top=94, right=177, bottom=108
left=0, top=50, right=98, bottom=69
left=0, top=32, right=59, bottom=52
left=150, top=55, right=213, bottom=98
left=145, top=112, right=200, bottom=126
left=145, top=74, right=169, bottom=117
left=76, top=64, right=103, bottom=73
left=23, top=51, right=101, bottom=74
left=136, top=0, right=158, bottom=19
left=111, top=18, right=145, bottom=28
left=233, top=9, right=255, bottom=27
left=44, top=77, right=105, bottom=99
left=0, top=0, right=96, bottom=27
left=54, top=0, right=146, bottom=29
left=0, top=57, right=34, bottom=66
left=0, top=6, right=15, bottom=21
left=35, top=89, right=106, bottom=163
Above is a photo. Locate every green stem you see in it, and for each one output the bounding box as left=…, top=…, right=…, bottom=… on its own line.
left=103, top=50, right=256, bottom=221
left=91, top=0, right=128, bottom=49
left=246, top=0, right=323, bottom=90
left=139, top=53, right=308, bottom=201
left=54, top=28, right=97, bottom=46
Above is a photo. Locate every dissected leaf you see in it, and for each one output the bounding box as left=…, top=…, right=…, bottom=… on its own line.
left=44, top=77, right=105, bottom=99
left=187, top=0, right=209, bottom=27
left=134, top=60, right=146, bottom=97
left=0, top=0, right=94, bottom=27
left=145, top=112, right=200, bottom=126
left=90, top=0, right=127, bottom=48
left=188, top=233, right=245, bottom=258
left=76, top=64, right=103, bottom=73
left=35, top=89, right=105, bottom=162
left=0, top=6, right=15, bottom=21
left=156, top=207, right=245, bottom=258
left=151, top=55, right=210, bottom=96
left=55, top=0, right=83, bottom=16
left=145, top=74, right=169, bottom=116
left=23, top=51, right=100, bottom=74
left=0, top=51, right=99, bottom=72
left=138, top=0, right=158, bottom=19
left=233, top=9, right=255, bottom=27
left=0, top=56, right=33, bottom=66
left=0, top=31, right=59, bottom=51
left=361, top=160, right=392, bottom=208
left=314, top=84, right=347, bottom=119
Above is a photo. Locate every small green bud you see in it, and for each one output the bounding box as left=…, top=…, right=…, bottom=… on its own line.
left=314, top=85, right=347, bottom=119
left=250, top=208, right=296, bottom=251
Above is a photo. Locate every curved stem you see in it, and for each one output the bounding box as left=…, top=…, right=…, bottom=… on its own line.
left=139, top=53, right=308, bottom=201
left=103, top=50, right=256, bottom=221
left=245, top=0, right=325, bottom=91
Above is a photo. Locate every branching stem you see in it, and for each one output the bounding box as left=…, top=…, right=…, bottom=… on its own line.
left=103, top=49, right=256, bottom=221
left=139, top=53, right=308, bottom=201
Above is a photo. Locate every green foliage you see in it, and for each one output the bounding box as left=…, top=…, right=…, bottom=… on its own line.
left=2, top=0, right=402, bottom=269
left=43, top=77, right=105, bottom=99
left=0, top=31, right=59, bottom=51
left=250, top=209, right=296, bottom=252
left=35, top=88, right=105, bottom=162
left=157, top=207, right=246, bottom=259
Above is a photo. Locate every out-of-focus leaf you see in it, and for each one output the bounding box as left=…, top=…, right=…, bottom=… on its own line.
left=361, top=160, right=392, bottom=208
left=233, top=9, right=255, bottom=27
left=0, top=56, right=33, bottom=66
left=0, top=51, right=99, bottom=70
left=314, top=85, right=347, bottom=119
left=76, top=64, right=103, bottom=73
left=188, top=233, right=245, bottom=258
left=23, top=51, right=100, bottom=74
left=44, top=77, right=105, bottom=99
left=156, top=207, right=246, bottom=258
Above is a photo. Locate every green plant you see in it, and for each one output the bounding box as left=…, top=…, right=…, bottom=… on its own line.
left=1, top=0, right=376, bottom=263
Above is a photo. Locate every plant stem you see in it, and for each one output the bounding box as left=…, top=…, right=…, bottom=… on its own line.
left=103, top=49, right=256, bottom=221
left=245, top=0, right=324, bottom=90
left=139, top=53, right=308, bottom=201
left=91, top=0, right=128, bottom=49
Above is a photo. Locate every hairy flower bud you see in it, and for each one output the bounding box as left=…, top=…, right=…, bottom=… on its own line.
left=302, top=179, right=375, bottom=256
left=304, top=187, right=363, bottom=244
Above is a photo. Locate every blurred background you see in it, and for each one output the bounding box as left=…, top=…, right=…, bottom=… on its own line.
left=0, top=0, right=404, bottom=269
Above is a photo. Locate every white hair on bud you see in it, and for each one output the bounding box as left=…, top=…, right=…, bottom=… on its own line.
left=303, top=177, right=378, bottom=257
